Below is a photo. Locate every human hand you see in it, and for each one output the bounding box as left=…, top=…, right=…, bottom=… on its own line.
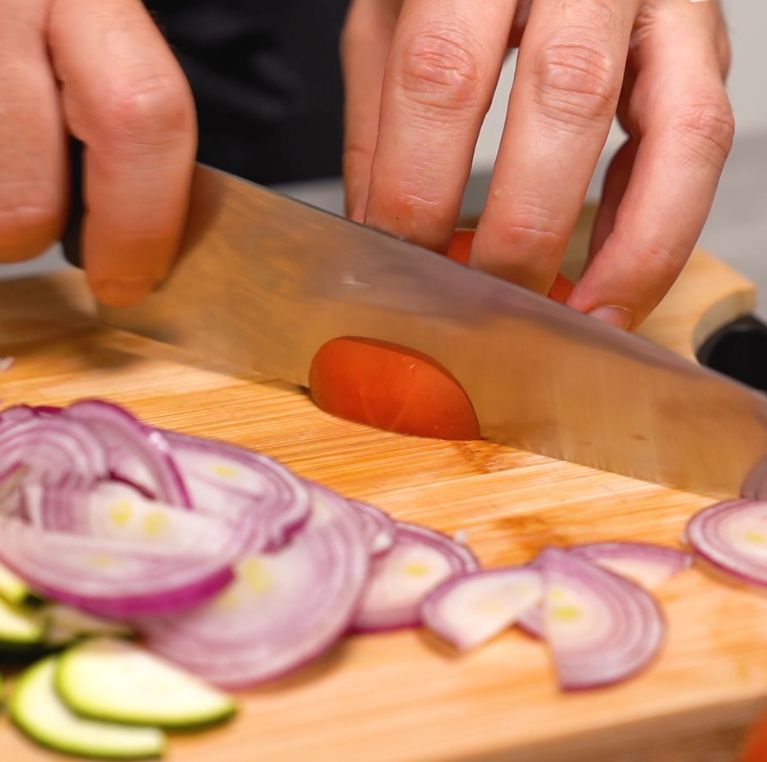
left=0, top=0, right=196, bottom=307
left=341, top=0, right=733, bottom=329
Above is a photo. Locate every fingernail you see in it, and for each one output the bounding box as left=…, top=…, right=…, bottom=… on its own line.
left=589, top=305, right=633, bottom=331
left=94, top=277, right=156, bottom=307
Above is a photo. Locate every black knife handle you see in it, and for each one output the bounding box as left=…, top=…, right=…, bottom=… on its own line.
left=61, top=138, right=85, bottom=268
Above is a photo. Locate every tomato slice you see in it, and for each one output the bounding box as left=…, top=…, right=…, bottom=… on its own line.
left=308, top=229, right=575, bottom=441
left=309, top=337, right=481, bottom=441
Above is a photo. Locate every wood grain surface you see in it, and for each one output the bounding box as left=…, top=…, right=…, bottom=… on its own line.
left=0, top=246, right=761, bottom=762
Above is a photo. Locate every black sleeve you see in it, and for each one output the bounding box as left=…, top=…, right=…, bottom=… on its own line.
left=146, top=0, right=350, bottom=186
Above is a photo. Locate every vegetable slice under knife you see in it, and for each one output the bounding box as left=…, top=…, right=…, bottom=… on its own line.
left=421, top=567, right=543, bottom=650
left=309, top=337, right=481, bottom=441
left=539, top=548, right=665, bottom=691
left=10, top=656, right=164, bottom=760
left=352, top=522, right=479, bottom=632
left=56, top=639, right=235, bottom=730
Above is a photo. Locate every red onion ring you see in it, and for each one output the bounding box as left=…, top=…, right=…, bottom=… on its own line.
left=687, top=499, right=767, bottom=588
left=538, top=548, right=665, bottom=691
left=421, top=566, right=543, bottom=650
left=138, top=487, right=369, bottom=688
left=163, top=432, right=311, bottom=552
left=0, top=518, right=235, bottom=618
left=351, top=522, right=479, bottom=633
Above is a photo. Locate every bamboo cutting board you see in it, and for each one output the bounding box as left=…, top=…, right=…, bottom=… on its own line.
left=0, top=246, right=762, bottom=762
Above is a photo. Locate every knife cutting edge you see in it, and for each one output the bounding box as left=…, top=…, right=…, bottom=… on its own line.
left=61, top=159, right=767, bottom=499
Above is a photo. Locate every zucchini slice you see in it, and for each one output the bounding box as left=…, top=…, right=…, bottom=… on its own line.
left=57, top=638, right=236, bottom=729
left=45, top=605, right=133, bottom=648
left=0, top=562, right=30, bottom=606
left=0, top=595, right=45, bottom=648
left=10, top=656, right=164, bottom=760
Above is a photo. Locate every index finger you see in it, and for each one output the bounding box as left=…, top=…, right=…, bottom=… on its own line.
left=49, top=0, right=197, bottom=307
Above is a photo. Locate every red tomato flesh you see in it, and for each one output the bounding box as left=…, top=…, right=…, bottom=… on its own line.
left=309, top=337, right=481, bottom=440
left=308, top=229, right=574, bottom=441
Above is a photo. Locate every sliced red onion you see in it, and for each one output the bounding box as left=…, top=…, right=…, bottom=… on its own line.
left=0, top=405, right=36, bottom=426
left=686, top=499, right=767, bottom=588
left=0, top=518, right=235, bottom=618
left=346, top=499, right=396, bottom=556
left=539, top=547, right=665, bottom=691
left=163, top=432, right=310, bottom=551
left=568, top=542, right=692, bottom=589
left=33, top=405, right=63, bottom=417
left=63, top=401, right=190, bottom=507
left=517, top=542, right=689, bottom=639
left=0, top=463, right=27, bottom=517
left=139, top=487, right=369, bottom=688
left=24, top=481, right=244, bottom=558
left=421, top=567, right=542, bottom=650
left=0, top=417, right=108, bottom=487
left=352, top=522, right=479, bottom=633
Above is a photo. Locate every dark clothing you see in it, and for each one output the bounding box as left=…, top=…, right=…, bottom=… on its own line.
left=147, top=1, right=350, bottom=185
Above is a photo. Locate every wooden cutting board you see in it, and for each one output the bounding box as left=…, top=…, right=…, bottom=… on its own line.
left=0, top=245, right=762, bottom=762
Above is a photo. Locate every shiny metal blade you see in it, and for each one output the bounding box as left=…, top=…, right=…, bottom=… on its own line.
left=101, top=164, right=767, bottom=497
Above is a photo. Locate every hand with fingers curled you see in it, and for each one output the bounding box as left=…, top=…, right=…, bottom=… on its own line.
left=341, top=0, right=734, bottom=330
left=0, top=0, right=197, bottom=308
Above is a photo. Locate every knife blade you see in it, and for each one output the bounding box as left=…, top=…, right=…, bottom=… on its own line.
left=88, top=163, right=767, bottom=498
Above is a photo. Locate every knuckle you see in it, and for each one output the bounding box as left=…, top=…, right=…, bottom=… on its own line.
left=674, top=96, right=735, bottom=168
left=397, top=29, right=485, bottom=113
left=533, top=38, right=620, bottom=127
left=491, top=204, right=567, bottom=265
left=97, top=73, right=194, bottom=153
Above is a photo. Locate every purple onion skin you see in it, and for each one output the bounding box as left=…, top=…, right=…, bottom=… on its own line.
left=14, top=566, right=235, bottom=620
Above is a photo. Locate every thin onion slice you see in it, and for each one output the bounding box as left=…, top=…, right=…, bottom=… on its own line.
left=352, top=522, right=479, bottom=633
left=421, top=567, right=543, bottom=650
left=686, top=499, right=767, bottom=588
left=346, top=499, right=396, bottom=556
left=568, top=542, right=692, bottom=589
left=63, top=401, right=190, bottom=507
left=138, top=487, right=369, bottom=688
left=0, top=463, right=27, bottom=516
left=0, top=417, right=108, bottom=488
left=539, top=547, right=665, bottom=691
left=0, top=518, right=235, bottom=618
left=24, top=481, right=244, bottom=558
left=0, top=405, right=37, bottom=427
left=163, top=432, right=310, bottom=552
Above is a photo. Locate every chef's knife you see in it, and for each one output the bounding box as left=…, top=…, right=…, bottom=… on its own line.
left=62, top=160, right=767, bottom=498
